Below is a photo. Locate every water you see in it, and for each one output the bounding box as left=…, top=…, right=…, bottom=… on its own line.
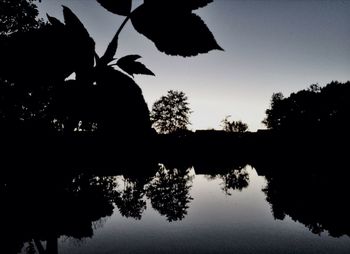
left=10, top=164, right=349, bottom=254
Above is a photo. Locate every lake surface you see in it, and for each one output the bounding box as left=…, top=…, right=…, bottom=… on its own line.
left=12, top=164, right=350, bottom=254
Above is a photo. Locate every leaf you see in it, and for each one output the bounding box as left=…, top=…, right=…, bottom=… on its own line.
left=62, top=6, right=90, bottom=38
left=117, top=54, right=142, bottom=62
left=144, top=0, right=213, bottom=11
left=62, top=6, right=96, bottom=77
left=116, top=55, right=155, bottom=77
left=131, top=4, right=223, bottom=57
left=188, top=0, right=213, bottom=10
left=96, top=0, right=132, bottom=16
left=46, top=14, right=64, bottom=28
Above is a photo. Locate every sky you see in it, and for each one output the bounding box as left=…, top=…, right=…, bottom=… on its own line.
left=38, top=0, right=350, bottom=131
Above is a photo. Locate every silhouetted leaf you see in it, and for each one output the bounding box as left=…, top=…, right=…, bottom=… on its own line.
left=62, top=6, right=95, bottom=79
left=62, top=6, right=90, bottom=38
left=131, top=4, right=223, bottom=57
left=118, top=54, right=142, bottom=62
left=144, top=0, right=213, bottom=11
left=46, top=14, right=64, bottom=28
left=188, top=0, right=213, bottom=10
left=116, top=55, right=155, bottom=77
left=96, top=0, right=132, bottom=16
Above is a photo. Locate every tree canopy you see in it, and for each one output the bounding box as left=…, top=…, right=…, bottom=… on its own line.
left=221, top=116, right=248, bottom=133
left=263, top=81, right=350, bottom=132
left=0, top=0, right=43, bottom=37
left=150, top=90, right=192, bottom=134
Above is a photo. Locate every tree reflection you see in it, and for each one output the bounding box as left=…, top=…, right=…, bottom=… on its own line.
left=146, top=164, right=193, bottom=222
left=261, top=167, right=350, bottom=238
left=1, top=173, right=118, bottom=254
left=114, top=177, right=147, bottom=220
left=204, top=164, right=250, bottom=195
left=219, top=167, right=249, bottom=195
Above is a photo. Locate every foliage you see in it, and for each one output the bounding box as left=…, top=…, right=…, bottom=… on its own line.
left=221, top=116, right=248, bottom=133
left=115, top=55, right=154, bottom=77
left=131, top=0, right=222, bottom=57
left=97, top=0, right=132, bottom=16
left=150, top=90, right=192, bottom=134
left=0, top=0, right=47, bottom=132
left=0, top=0, right=43, bottom=37
left=263, top=81, right=350, bottom=131
left=0, top=0, right=221, bottom=135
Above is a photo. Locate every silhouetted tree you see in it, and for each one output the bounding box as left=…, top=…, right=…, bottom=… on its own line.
left=0, top=0, right=43, bottom=37
left=221, top=116, right=248, bottom=133
left=0, top=0, right=48, bottom=133
left=262, top=92, right=284, bottom=130
left=150, top=90, right=192, bottom=134
left=263, top=82, right=350, bottom=132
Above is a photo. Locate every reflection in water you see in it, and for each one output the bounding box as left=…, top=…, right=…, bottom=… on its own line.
left=1, top=156, right=349, bottom=253
left=114, top=177, right=147, bottom=220
left=263, top=171, right=350, bottom=238
left=109, top=163, right=195, bottom=222
left=1, top=173, right=116, bottom=254
left=206, top=165, right=250, bottom=195
left=146, top=164, right=194, bottom=222
left=1, top=163, right=197, bottom=253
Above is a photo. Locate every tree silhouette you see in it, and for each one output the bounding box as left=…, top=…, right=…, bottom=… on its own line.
left=0, top=0, right=43, bottom=37
left=0, top=0, right=47, bottom=133
left=150, top=90, right=192, bottom=134
left=262, top=92, right=284, bottom=130
left=263, top=81, right=350, bottom=132
left=221, top=116, right=248, bottom=133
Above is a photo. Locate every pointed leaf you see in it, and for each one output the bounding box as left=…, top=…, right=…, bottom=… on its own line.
left=62, top=6, right=90, bottom=38
left=117, top=54, right=142, bottom=62
left=62, top=6, right=96, bottom=76
left=117, top=55, right=155, bottom=77
left=46, top=14, right=64, bottom=28
left=131, top=4, right=223, bottom=57
left=96, top=0, right=132, bottom=16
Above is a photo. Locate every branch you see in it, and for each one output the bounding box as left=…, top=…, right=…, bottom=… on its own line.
left=99, top=15, right=131, bottom=66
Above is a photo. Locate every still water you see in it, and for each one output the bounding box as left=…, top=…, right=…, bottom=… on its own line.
left=14, top=164, right=349, bottom=254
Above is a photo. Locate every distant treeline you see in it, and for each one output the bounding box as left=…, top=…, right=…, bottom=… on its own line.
left=263, top=81, right=350, bottom=132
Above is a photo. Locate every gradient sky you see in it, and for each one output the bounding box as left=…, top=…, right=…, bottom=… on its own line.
left=38, top=0, right=350, bottom=131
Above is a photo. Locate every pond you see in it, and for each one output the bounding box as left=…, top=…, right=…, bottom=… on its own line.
left=3, top=161, right=348, bottom=254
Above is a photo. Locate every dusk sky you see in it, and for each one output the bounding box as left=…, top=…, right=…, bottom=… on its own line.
left=38, top=0, right=350, bottom=131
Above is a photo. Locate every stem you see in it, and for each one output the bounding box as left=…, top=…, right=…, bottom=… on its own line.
left=100, top=15, right=131, bottom=66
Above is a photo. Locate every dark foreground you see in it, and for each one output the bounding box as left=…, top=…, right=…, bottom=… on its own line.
left=1, top=130, right=350, bottom=253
